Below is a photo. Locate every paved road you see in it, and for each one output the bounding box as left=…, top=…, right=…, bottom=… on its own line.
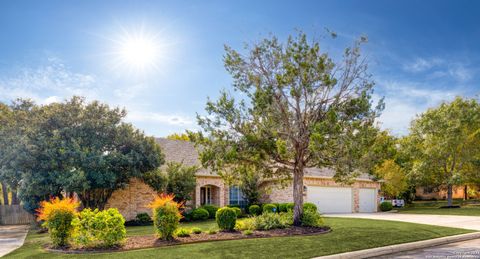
left=0, top=225, right=29, bottom=257
left=324, top=213, right=480, bottom=231
left=374, top=238, right=480, bottom=258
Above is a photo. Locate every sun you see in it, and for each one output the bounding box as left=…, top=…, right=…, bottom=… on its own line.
left=119, top=36, right=158, bottom=69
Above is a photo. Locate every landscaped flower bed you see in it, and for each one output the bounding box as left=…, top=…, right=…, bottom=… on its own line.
left=46, top=226, right=330, bottom=253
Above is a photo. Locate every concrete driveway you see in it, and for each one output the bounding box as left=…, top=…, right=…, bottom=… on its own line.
left=324, top=213, right=480, bottom=231
left=0, top=225, right=29, bottom=257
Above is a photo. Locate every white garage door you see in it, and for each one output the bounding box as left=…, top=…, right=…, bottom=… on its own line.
left=359, top=188, right=377, bottom=213
left=307, top=187, right=352, bottom=213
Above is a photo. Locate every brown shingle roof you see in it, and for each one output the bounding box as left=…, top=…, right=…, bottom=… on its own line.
left=155, top=138, right=373, bottom=180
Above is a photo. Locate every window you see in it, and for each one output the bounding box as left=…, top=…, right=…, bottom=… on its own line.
left=229, top=186, right=248, bottom=208
left=200, top=186, right=212, bottom=205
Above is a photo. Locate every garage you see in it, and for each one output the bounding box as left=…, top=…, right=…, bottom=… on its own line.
left=306, top=186, right=352, bottom=213
left=359, top=188, right=377, bottom=212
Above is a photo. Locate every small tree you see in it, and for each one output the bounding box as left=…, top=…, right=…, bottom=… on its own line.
left=408, top=97, right=480, bottom=206
left=375, top=159, right=408, bottom=198
left=192, top=32, right=382, bottom=225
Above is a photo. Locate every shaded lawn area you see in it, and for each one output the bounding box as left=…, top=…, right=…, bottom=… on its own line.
left=6, top=218, right=472, bottom=259
left=397, top=200, right=480, bottom=216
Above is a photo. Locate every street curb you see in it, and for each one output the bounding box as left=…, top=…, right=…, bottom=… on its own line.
left=313, top=232, right=480, bottom=259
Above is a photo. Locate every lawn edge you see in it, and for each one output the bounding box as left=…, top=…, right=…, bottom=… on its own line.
left=314, top=231, right=480, bottom=259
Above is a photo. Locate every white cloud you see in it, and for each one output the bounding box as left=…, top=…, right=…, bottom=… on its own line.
left=375, top=79, right=463, bottom=135
left=403, top=57, right=444, bottom=73
left=403, top=57, right=473, bottom=83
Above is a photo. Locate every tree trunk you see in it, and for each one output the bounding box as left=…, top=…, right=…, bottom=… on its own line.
left=11, top=189, right=19, bottom=205
left=447, top=184, right=453, bottom=207
left=1, top=182, right=9, bottom=205
left=292, top=164, right=305, bottom=226
left=464, top=185, right=468, bottom=200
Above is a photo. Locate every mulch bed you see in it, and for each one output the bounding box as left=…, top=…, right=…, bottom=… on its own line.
left=46, top=226, right=331, bottom=254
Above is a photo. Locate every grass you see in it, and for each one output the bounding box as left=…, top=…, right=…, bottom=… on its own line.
left=397, top=200, right=480, bottom=216
left=5, top=217, right=473, bottom=259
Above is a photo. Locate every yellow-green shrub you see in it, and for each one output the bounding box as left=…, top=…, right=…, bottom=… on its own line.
left=215, top=207, right=237, bottom=231
left=148, top=194, right=183, bottom=240
left=72, top=208, right=126, bottom=248
left=36, top=197, right=79, bottom=247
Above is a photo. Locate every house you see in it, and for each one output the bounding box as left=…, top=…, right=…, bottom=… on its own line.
left=105, top=138, right=381, bottom=220
left=414, top=185, right=475, bottom=200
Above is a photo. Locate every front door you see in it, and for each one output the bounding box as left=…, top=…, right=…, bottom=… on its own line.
left=200, top=186, right=212, bottom=205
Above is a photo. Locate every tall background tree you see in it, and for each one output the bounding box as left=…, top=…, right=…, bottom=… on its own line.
left=408, top=97, right=480, bottom=207
left=192, top=32, right=383, bottom=225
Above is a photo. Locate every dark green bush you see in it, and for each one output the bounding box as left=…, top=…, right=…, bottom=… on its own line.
left=248, top=205, right=261, bottom=215
left=232, top=207, right=242, bottom=217
left=286, top=203, right=294, bottom=211
left=380, top=201, right=393, bottom=212
left=135, top=213, right=152, bottom=225
left=262, top=203, right=277, bottom=214
left=301, top=209, right=324, bottom=227
left=192, top=208, right=210, bottom=220
left=200, top=205, right=219, bottom=219
left=303, top=202, right=317, bottom=212
left=216, top=207, right=237, bottom=231
left=278, top=203, right=288, bottom=212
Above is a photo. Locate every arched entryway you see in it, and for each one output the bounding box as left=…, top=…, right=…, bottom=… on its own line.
left=199, top=184, right=221, bottom=206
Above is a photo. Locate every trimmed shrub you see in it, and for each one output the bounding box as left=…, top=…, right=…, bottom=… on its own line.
left=380, top=201, right=393, bottom=212
left=262, top=203, right=277, bottom=214
left=248, top=205, right=261, bottom=215
left=149, top=194, right=183, bottom=240
left=191, top=227, right=202, bottom=234
left=303, top=202, right=317, bottom=212
left=232, top=207, right=242, bottom=217
left=72, top=208, right=126, bottom=248
left=36, top=197, right=79, bottom=247
left=135, top=213, right=152, bottom=225
left=253, top=212, right=289, bottom=230
left=216, top=207, right=237, bottom=231
left=176, top=228, right=190, bottom=237
left=301, top=209, right=324, bottom=227
left=243, top=229, right=253, bottom=235
left=208, top=229, right=217, bottom=234
left=192, top=208, right=210, bottom=221
left=286, top=203, right=295, bottom=211
left=278, top=203, right=288, bottom=212
left=200, top=205, right=219, bottom=219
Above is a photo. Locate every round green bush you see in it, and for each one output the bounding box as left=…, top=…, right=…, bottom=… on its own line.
left=248, top=205, right=261, bottom=215
left=200, top=205, right=219, bottom=219
left=232, top=207, right=242, bottom=217
left=303, top=202, right=317, bottom=212
left=278, top=203, right=288, bottom=212
left=192, top=208, right=210, bottom=220
left=301, top=209, right=324, bottom=227
left=216, top=207, right=237, bottom=231
left=262, top=203, right=277, bottom=214
left=380, top=201, right=393, bottom=212
left=191, top=227, right=202, bottom=234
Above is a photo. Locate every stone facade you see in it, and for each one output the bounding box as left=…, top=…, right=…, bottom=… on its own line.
left=105, top=178, right=158, bottom=221
left=260, top=177, right=381, bottom=213
left=194, top=176, right=229, bottom=208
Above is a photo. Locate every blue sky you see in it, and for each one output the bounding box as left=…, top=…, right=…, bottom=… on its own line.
left=1, top=1, right=479, bottom=136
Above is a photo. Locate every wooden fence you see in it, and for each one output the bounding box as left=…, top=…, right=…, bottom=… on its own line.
left=0, top=205, right=35, bottom=225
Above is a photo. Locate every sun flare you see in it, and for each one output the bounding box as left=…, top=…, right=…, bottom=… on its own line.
left=119, top=36, right=158, bottom=69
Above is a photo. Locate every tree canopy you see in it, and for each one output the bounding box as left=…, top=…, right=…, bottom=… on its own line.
left=192, top=32, right=383, bottom=225
left=407, top=97, right=480, bottom=206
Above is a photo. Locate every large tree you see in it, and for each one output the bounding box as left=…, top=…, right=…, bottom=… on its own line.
left=408, top=97, right=480, bottom=206
left=12, top=97, right=164, bottom=211
left=192, top=32, right=383, bottom=225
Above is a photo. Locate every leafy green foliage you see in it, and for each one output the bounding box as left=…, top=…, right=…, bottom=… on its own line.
left=192, top=208, right=209, bottom=221
left=375, top=160, right=408, bottom=198
left=149, top=194, right=183, bottom=240
left=231, top=207, right=242, bottom=217
left=191, top=32, right=382, bottom=225
left=303, top=202, right=317, bottom=212
left=253, top=212, right=290, bottom=230
left=407, top=97, right=480, bottom=206
left=235, top=218, right=256, bottom=231
left=301, top=209, right=324, bottom=227
left=243, top=229, right=254, bottom=235
left=191, top=227, right=202, bottom=234
left=278, top=203, right=289, bottom=212
left=380, top=202, right=393, bottom=212
left=248, top=205, right=261, bottom=215
left=200, top=205, right=219, bottom=219
left=262, top=204, right=277, bottom=214
left=72, top=208, right=126, bottom=248
left=135, top=213, right=152, bottom=225
left=175, top=228, right=191, bottom=237
left=166, top=133, right=190, bottom=141
left=216, top=207, right=237, bottom=231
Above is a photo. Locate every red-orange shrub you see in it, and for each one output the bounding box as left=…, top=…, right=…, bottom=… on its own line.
left=148, top=194, right=183, bottom=240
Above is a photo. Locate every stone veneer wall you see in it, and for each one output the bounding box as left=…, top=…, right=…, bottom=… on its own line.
left=260, top=177, right=381, bottom=213
left=194, top=176, right=229, bottom=208
left=105, top=178, right=158, bottom=221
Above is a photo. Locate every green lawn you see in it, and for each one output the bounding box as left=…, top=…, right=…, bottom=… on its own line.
left=397, top=200, right=480, bottom=216
left=5, top=217, right=473, bottom=259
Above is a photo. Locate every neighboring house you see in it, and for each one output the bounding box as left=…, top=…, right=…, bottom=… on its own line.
left=106, top=138, right=381, bottom=220
left=415, top=185, right=471, bottom=200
